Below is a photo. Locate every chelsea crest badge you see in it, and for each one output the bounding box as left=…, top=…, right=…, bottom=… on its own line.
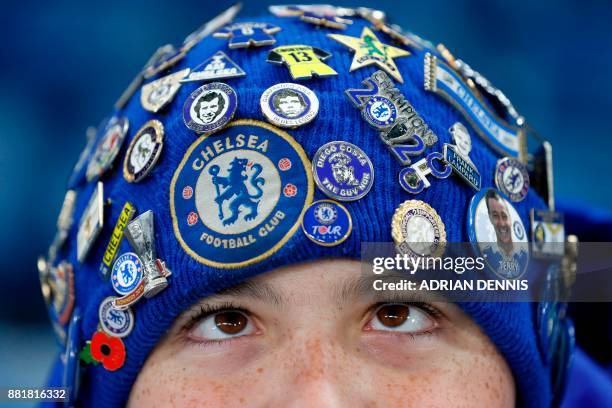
left=170, top=119, right=313, bottom=268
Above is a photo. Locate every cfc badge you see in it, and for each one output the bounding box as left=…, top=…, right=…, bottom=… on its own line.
left=111, top=253, right=144, bottom=296
left=495, top=157, right=530, bottom=202
left=170, top=119, right=313, bottom=268
left=302, top=200, right=352, bottom=246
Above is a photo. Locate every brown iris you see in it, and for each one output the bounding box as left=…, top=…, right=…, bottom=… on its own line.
left=214, top=311, right=248, bottom=335
left=376, top=304, right=410, bottom=328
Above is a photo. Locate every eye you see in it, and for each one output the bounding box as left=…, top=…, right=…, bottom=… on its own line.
left=367, top=303, right=437, bottom=334
left=189, top=310, right=255, bottom=341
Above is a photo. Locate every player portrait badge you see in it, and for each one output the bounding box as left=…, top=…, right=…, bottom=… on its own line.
left=123, top=120, right=164, bottom=183
left=98, top=296, right=134, bottom=338
left=111, top=253, right=144, bottom=296
left=312, top=141, right=374, bottom=201
left=468, top=188, right=529, bottom=279
left=141, top=68, right=190, bottom=113
left=86, top=116, right=129, bottom=182
left=183, top=82, right=237, bottom=134
left=301, top=200, right=352, bottom=246
left=442, top=122, right=481, bottom=191
left=170, top=119, right=313, bottom=268
left=495, top=157, right=530, bottom=202
left=391, top=200, right=446, bottom=258
left=260, top=83, right=319, bottom=128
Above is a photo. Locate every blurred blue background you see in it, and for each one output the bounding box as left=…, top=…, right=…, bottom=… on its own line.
left=1, top=0, right=611, bottom=394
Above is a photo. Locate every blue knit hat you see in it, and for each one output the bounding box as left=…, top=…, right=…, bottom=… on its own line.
left=41, top=4, right=573, bottom=407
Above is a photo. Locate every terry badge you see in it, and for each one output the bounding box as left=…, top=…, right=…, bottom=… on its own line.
left=495, top=157, right=530, bottom=202
left=170, top=119, right=314, bottom=268
left=260, top=83, right=319, bottom=128
left=213, top=22, right=281, bottom=48
left=328, top=27, right=410, bottom=83
left=267, top=45, right=337, bottom=80
left=76, top=182, right=105, bottom=262
left=86, top=116, right=129, bottom=182
left=442, top=122, right=481, bottom=190
left=302, top=200, right=352, bottom=246
left=531, top=209, right=565, bottom=258
left=141, top=68, right=190, bottom=113
left=312, top=141, right=374, bottom=201
left=391, top=200, right=446, bottom=258
left=182, top=51, right=246, bottom=83
left=123, top=120, right=164, bottom=183
left=346, top=70, right=438, bottom=165
left=468, top=188, right=529, bottom=279
left=183, top=82, right=237, bottom=134
left=98, top=296, right=134, bottom=338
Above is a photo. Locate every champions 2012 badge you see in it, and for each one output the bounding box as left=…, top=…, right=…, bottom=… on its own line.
left=98, top=296, right=134, bottom=338
left=312, top=141, right=374, bottom=201
left=170, top=119, right=313, bottom=268
left=183, top=82, right=237, bottom=134
left=260, top=83, right=319, bottom=128
left=301, top=200, right=352, bottom=246
left=111, top=253, right=144, bottom=296
left=468, top=188, right=529, bottom=279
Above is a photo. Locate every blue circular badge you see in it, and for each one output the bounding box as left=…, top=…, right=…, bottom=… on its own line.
left=302, top=200, right=352, bottom=246
left=98, top=296, right=134, bottom=338
left=312, top=141, right=374, bottom=201
left=111, top=252, right=144, bottom=295
left=183, top=82, right=237, bottom=134
left=467, top=188, right=529, bottom=279
left=495, top=157, right=530, bottom=202
left=170, top=119, right=313, bottom=268
left=364, top=96, right=397, bottom=129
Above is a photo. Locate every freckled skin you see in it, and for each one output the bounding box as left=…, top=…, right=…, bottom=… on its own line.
left=128, top=260, right=515, bottom=407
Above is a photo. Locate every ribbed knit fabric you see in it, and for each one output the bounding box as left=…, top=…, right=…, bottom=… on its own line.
left=45, top=9, right=552, bottom=407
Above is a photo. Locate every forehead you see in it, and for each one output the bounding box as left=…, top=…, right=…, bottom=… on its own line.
left=488, top=197, right=507, bottom=212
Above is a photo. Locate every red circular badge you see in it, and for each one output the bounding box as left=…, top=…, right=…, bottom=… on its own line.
left=182, top=186, right=193, bottom=199
left=283, top=183, right=297, bottom=197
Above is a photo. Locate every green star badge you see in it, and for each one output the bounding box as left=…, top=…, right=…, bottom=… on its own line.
left=328, top=27, right=410, bottom=83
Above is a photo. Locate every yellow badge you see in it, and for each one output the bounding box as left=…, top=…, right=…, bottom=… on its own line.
left=99, top=202, right=136, bottom=279
left=328, top=27, right=410, bottom=83
left=267, top=45, right=338, bottom=80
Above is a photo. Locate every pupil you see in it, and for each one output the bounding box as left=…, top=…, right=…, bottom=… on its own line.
left=101, top=344, right=111, bottom=356
left=215, top=311, right=247, bottom=335
left=377, top=304, right=409, bottom=327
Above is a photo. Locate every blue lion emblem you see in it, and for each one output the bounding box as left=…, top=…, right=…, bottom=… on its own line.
left=209, top=157, right=265, bottom=226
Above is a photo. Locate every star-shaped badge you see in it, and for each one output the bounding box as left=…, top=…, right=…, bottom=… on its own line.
left=328, top=27, right=410, bottom=83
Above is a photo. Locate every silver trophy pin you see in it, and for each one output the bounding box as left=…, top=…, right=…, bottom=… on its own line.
left=124, top=210, right=171, bottom=298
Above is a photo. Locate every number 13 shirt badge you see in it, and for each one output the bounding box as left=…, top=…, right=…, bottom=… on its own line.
left=267, top=45, right=337, bottom=81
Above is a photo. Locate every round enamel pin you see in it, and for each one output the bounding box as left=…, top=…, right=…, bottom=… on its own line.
left=392, top=200, right=446, bottom=258
left=123, top=120, right=164, bottom=183
left=312, top=141, right=374, bottom=201
left=302, top=200, right=352, bottom=246
left=495, top=157, right=530, bottom=202
left=40, top=260, right=75, bottom=327
left=99, top=296, right=134, bottom=338
left=363, top=96, right=397, bottom=129
left=183, top=82, right=237, bottom=134
left=467, top=188, right=529, bottom=279
left=260, top=83, right=319, bottom=128
left=170, top=119, right=314, bottom=268
left=111, top=253, right=144, bottom=295
left=86, top=116, right=129, bottom=182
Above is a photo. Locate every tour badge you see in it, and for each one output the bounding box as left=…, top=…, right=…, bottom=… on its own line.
left=312, top=141, right=374, bottom=201
left=468, top=188, right=529, bottom=279
left=260, top=83, right=319, bottom=128
left=495, top=157, right=530, bottom=202
left=391, top=200, right=446, bottom=258
left=302, top=200, right=352, bottom=246
left=111, top=253, right=144, bottom=296
left=183, top=82, right=237, bottom=134
left=99, top=296, right=134, bottom=338
left=170, top=119, right=314, bottom=268
left=123, top=120, right=164, bottom=183
left=86, top=116, right=129, bottom=182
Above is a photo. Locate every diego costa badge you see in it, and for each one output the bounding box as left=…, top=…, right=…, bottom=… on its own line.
left=312, top=141, right=374, bottom=201
left=302, top=200, right=352, bottom=246
left=111, top=252, right=144, bottom=295
left=98, top=296, right=134, bottom=338
left=183, top=82, right=237, bottom=134
left=170, top=119, right=313, bottom=268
